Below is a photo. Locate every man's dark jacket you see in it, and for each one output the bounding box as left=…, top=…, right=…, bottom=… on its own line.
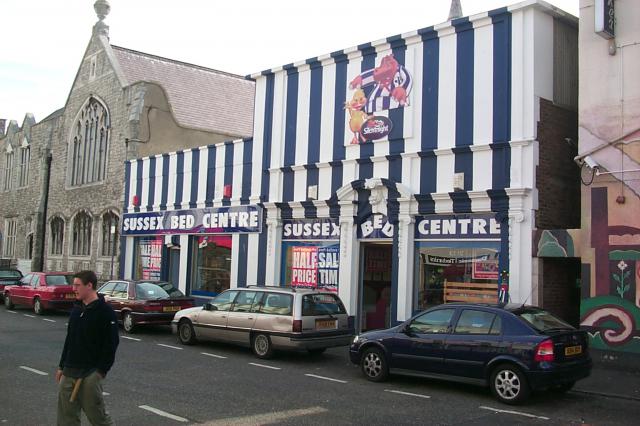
left=58, top=294, right=119, bottom=377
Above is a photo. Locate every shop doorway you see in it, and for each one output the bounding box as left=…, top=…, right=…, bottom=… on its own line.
left=168, top=247, right=181, bottom=288
left=541, top=258, right=581, bottom=327
left=360, top=243, right=393, bottom=332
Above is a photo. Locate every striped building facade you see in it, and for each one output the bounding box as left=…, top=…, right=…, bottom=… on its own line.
left=122, top=2, right=577, bottom=330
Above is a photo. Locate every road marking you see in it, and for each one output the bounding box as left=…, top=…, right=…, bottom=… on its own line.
left=7, top=310, right=17, bottom=314
left=43, top=319, right=56, bottom=323
left=384, top=389, right=431, bottom=399
left=249, top=362, right=281, bottom=370
left=139, top=405, right=188, bottom=423
left=157, top=343, right=183, bottom=350
left=121, top=336, right=141, bottom=341
left=479, top=406, right=550, bottom=420
left=24, top=314, right=35, bottom=318
left=19, top=366, right=49, bottom=376
left=103, top=392, right=110, bottom=396
left=304, top=374, right=347, bottom=384
left=200, top=406, right=328, bottom=426
left=201, top=352, right=227, bottom=359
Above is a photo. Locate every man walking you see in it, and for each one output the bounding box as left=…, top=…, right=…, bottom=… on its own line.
left=56, top=270, right=119, bottom=426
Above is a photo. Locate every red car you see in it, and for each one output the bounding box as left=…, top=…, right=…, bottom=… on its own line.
left=3, top=272, right=76, bottom=314
left=98, top=280, right=195, bottom=333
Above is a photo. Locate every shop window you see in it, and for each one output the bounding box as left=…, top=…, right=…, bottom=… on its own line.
left=281, top=241, right=339, bottom=293
left=192, top=235, right=232, bottom=296
left=415, top=244, right=500, bottom=311
left=135, top=237, right=163, bottom=280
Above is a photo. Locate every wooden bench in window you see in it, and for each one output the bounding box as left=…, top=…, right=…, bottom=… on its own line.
left=443, top=281, right=499, bottom=304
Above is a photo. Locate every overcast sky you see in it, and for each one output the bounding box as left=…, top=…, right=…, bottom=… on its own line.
left=0, top=0, right=579, bottom=125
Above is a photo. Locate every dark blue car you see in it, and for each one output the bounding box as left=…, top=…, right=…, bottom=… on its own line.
left=349, top=303, right=592, bottom=404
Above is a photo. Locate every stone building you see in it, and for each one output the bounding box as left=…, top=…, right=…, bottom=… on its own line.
left=0, top=0, right=255, bottom=280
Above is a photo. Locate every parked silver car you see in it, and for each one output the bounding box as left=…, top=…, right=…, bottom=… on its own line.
left=172, top=287, right=354, bottom=358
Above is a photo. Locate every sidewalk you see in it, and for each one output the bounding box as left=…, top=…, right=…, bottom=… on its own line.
left=573, top=349, right=640, bottom=401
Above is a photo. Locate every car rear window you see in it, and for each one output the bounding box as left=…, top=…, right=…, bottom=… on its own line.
left=260, top=293, right=293, bottom=316
left=515, top=308, right=574, bottom=332
left=0, top=270, right=22, bottom=279
left=302, top=294, right=346, bottom=316
left=136, top=282, right=184, bottom=299
left=45, top=275, right=74, bottom=286
left=135, top=283, right=171, bottom=300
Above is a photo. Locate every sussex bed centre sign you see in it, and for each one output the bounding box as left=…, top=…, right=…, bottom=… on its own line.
left=122, top=206, right=262, bottom=235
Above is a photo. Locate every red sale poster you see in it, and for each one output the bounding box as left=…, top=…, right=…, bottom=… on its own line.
left=291, top=246, right=318, bottom=288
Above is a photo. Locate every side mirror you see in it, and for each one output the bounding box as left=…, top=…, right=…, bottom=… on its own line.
left=203, top=303, right=218, bottom=311
left=402, top=323, right=413, bottom=335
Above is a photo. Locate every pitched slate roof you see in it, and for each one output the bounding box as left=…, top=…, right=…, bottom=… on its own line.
left=111, top=46, right=254, bottom=137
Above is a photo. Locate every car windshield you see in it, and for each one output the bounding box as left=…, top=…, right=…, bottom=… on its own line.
left=45, top=275, right=74, bottom=286
left=0, top=270, right=22, bottom=279
left=135, top=282, right=184, bottom=299
left=515, top=308, right=574, bottom=332
left=302, top=294, right=346, bottom=316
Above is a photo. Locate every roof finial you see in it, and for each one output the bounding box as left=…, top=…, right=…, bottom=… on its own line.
left=93, top=0, right=111, bottom=37
left=448, top=0, right=463, bottom=21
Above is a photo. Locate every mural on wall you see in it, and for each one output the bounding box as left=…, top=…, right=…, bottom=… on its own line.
left=346, top=54, right=412, bottom=144
left=581, top=185, right=640, bottom=353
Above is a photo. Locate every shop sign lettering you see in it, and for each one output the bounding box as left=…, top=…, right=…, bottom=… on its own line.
left=415, top=214, right=500, bottom=240
left=122, top=206, right=262, bottom=235
left=359, top=214, right=393, bottom=239
left=282, top=219, right=340, bottom=240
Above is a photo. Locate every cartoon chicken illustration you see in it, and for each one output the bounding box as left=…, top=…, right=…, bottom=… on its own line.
left=345, top=89, right=369, bottom=144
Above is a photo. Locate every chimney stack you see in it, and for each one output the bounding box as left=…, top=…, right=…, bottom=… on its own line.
left=448, top=0, right=463, bottom=21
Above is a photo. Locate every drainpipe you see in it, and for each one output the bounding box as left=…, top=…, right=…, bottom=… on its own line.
left=35, top=151, right=52, bottom=272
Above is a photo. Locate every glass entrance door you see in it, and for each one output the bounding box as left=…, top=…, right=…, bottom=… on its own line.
left=360, top=244, right=393, bottom=331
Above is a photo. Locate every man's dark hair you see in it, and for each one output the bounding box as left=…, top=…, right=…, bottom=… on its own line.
left=74, top=270, right=98, bottom=290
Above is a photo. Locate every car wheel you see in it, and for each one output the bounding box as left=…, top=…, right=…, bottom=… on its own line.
left=123, top=312, right=135, bottom=333
left=4, top=294, right=14, bottom=310
left=178, top=320, right=197, bottom=345
left=308, top=348, right=326, bottom=356
left=34, top=297, right=44, bottom=315
left=490, top=364, right=531, bottom=405
left=252, top=333, right=274, bottom=359
left=361, top=347, right=389, bottom=382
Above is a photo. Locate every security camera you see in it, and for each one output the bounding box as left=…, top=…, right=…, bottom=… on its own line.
left=584, top=156, right=599, bottom=169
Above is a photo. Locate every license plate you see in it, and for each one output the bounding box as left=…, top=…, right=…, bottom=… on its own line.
left=66, top=294, right=76, bottom=299
left=316, top=319, right=337, bottom=330
left=565, top=345, right=582, bottom=356
left=163, top=306, right=181, bottom=312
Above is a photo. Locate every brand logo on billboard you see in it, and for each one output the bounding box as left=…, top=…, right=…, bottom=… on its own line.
left=361, top=117, right=393, bottom=141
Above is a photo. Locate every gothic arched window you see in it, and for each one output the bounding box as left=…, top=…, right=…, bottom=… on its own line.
left=72, top=212, right=92, bottom=256
left=50, top=216, right=65, bottom=255
left=101, top=212, right=119, bottom=257
left=70, top=97, right=110, bottom=186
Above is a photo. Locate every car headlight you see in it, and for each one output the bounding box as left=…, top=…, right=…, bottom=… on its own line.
left=352, top=335, right=361, bottom=344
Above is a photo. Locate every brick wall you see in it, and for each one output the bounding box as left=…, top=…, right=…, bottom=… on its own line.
left=535, top=98, right=580, bottom=229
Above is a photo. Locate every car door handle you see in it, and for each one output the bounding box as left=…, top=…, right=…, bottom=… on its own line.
left=248, top=317, right=254, bottom=320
